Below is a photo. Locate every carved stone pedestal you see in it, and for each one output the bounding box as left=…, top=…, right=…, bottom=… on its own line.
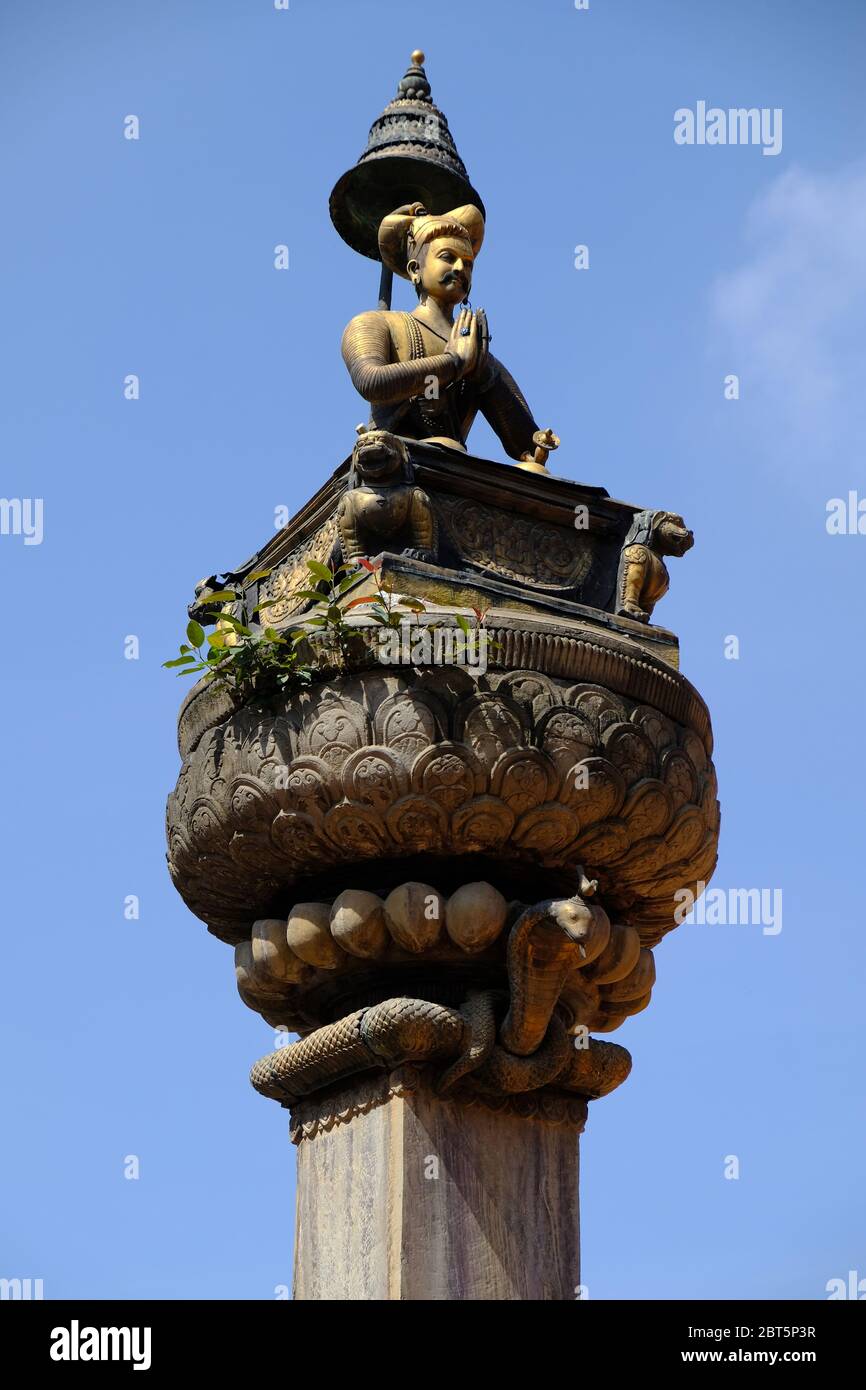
left=166, top=443, right=719, bottom=1301
left=291, top=1067, right=586, bottom=1301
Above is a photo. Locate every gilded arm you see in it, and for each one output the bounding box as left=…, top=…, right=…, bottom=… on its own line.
left=475, top=355, right=541, bottom=462
left=341, top=311, right=461, bottom=406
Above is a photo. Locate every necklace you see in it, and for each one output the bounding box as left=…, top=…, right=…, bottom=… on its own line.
left=402, top=313, right=465, bottom=441
left=409, top=313, right=451, bottom=346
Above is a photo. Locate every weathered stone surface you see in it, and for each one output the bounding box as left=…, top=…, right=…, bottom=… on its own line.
left=584, top=921, right=642, bottom=984
left=286, top=903, right=343, bottom=970
left=236, top=878, right=656, bottom=1049
left=251, top=918, right=308, bottom=984
left=292, top=1069, right=585, bottom=1300
left=329, top=889, right=388, bottom=958
left=167, top=654, right=718, bottom=950
left=383, top=882, right=445, bottom=953
left=251, top=986, right=632, bottom=1105
left=445, top=880, right=508, bottom=951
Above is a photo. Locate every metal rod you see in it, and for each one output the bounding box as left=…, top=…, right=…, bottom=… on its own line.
left=377, top=263, right=394, bottom=311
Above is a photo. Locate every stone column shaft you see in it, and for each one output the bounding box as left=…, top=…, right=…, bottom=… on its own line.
left=291, top=1069, right=586, bottom=1301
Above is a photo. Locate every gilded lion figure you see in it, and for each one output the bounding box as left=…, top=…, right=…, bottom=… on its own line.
left=338, top=428, right=437, bottom=563
left=616, top=510, right=694, bottom=623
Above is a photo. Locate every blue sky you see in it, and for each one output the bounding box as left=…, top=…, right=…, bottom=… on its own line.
left=1, top=0, right=864, bottom=1299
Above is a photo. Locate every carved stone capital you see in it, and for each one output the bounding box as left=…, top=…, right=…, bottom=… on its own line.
left=166, top=452, right=719, bottom=1126
left=167, top=625, right=718, bottom=949
left=287, top=1066, right=589, bottom=1144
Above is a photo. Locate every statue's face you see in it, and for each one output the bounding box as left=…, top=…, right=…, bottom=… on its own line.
left=657, top=515, right=694, bottom=557
left=416, top=235, right=474, bottom=305
left=353, top=429, right=405, bottom=482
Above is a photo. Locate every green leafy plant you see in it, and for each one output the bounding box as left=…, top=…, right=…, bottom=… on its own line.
left=165, top=557, right=502, bottom=702
left=455, top=604, right=503, bottom=657
left=341, top=557, right=427, bottom=628
left=290, top=559, right=376, bottom=664
left=163, top=560, right=366, bottom=702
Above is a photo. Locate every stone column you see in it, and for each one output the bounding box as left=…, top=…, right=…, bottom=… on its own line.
left=166, top=445, right=719, bottom=1302
left=290, top=1068, right=586, bottom=1301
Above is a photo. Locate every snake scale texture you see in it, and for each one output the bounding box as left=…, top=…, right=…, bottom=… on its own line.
left=250, top=894, right=631, bottom=1104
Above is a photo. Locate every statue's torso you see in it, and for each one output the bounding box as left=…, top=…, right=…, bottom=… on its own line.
left=341, top=305, right=539, bottom=463
left=356, top=484, right=413, bottom=534
left=355, top=309, right=480, bottom=446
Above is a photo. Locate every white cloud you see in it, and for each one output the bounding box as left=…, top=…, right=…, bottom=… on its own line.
left=712, top=163, right=866, bottom=463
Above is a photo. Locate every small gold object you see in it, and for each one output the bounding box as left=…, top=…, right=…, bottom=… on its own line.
left=517, top=428, right=560, bottom=475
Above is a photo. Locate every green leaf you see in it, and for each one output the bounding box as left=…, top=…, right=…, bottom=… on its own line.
left=337, top=572, right=359, bottom=593
left=163, top=654, right=197, bottom=667
left=179, top=643, right=192, bottom=654
left=306, top=560, right=333, bottom=582
left=246, top=569, right=272, bottom=583
left=400, top=598, right=426, bottom=613
left=215, top=614, right=252, bottom=636
left=454, top=614, right=471, bottom=635
left=304, top=617, right=328, bottom=628
left=263, top=627, right=284, bottom=642
left=293, top=589, right=329, bottom=603
left=207, top=631, right=228, bottom=649
left=186, top=619, right=206, bottom=647
left=201, top=590, right=240, bottom=604
left=176, top=666, right=204, bottom=677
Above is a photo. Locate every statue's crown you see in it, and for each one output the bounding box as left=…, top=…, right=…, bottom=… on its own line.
left=378, top=202, right=485, bottom=279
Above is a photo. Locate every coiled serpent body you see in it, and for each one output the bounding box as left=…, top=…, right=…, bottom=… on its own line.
left=250, top=896, right=631, bottom=1105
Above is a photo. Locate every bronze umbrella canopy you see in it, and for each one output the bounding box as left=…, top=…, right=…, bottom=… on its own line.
left=329, top=50, right=485, bottom=308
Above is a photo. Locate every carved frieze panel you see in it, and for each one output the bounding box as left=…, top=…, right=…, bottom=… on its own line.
left=257, top=516, right=340, bottom=624
left=433, top=495, right=593, bottom=592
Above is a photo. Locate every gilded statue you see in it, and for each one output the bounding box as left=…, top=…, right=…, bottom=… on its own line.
left=341, top=202, right=559, bottom=473
left=338, top=429, right=438, bottom=563
left=616, top=510, right=694, bottom=623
